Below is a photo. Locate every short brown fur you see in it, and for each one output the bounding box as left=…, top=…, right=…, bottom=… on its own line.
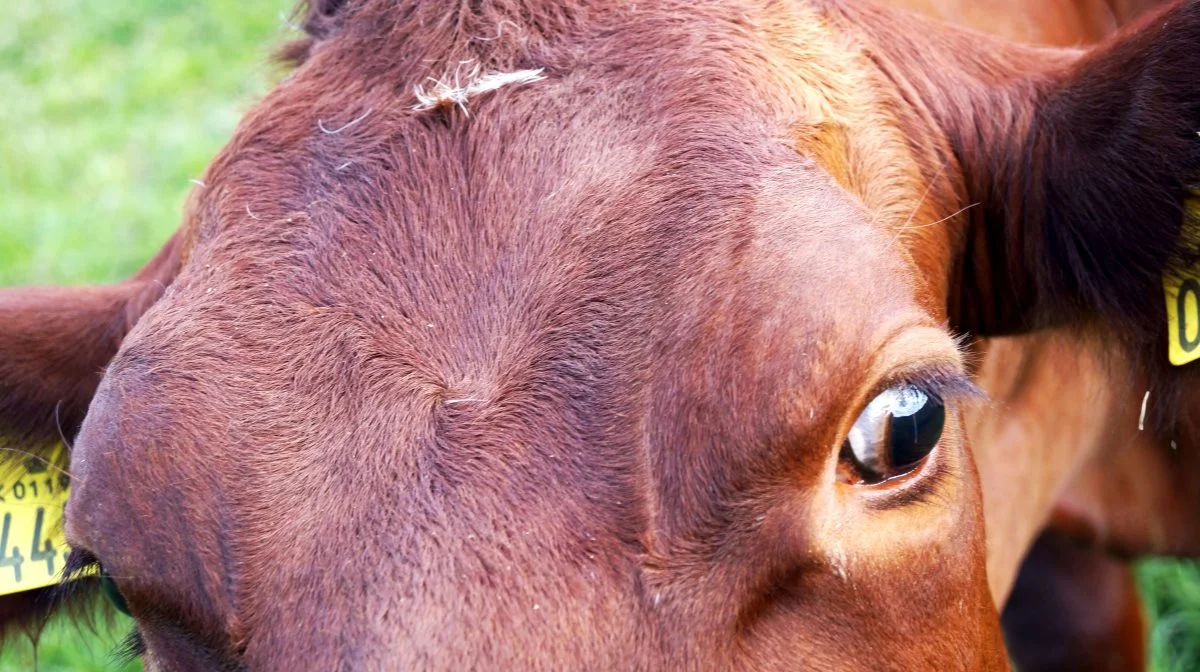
left=0, top=1, right=1198, bottom=669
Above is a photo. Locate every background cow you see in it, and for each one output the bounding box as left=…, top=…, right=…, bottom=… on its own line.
left=0, top=0, right=1197, bottom=669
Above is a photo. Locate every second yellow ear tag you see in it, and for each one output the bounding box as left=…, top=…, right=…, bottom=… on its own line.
left=0, top=443, right=73, bottom=596
left=1165, top=199, right=1200, bottom=366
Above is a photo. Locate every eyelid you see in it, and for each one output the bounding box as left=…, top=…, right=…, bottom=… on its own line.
left=858, top=325, right=982, bottom=409
left=849, top=359, right=979, bottom=427
left=878, top=365, right=981, bottom=407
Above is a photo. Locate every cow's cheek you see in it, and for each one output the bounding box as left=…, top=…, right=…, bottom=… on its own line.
left=748, top=414, right=1007, bottom=670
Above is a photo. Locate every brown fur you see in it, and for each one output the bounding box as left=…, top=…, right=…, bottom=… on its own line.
left=0, top=0, right=1198, bottom=669
left=1003, top=532, right=1148, bottom=672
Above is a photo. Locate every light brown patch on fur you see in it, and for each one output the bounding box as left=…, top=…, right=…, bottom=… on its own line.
left=763, top=7, right=954, bottom=240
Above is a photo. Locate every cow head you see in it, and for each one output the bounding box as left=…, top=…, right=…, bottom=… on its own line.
left=1, top=0, right=1197, bottom=668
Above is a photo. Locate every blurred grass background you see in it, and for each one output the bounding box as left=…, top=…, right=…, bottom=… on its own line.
left=0, top=0, right=1197, bottom=670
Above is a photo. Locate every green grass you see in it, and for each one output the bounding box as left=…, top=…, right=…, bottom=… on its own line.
left=0, top=0, right=289, bottom=287
left=0, top=1, right=1198, bottom=670
left=2, top=609, right=139, bottom=672
left=1141, top=560, right=1200, bottom=672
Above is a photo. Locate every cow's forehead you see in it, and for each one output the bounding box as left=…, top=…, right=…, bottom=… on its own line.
left=174, top=0, right=937, bottom=349
left=182, top=126, right=916, bottom=402
left=187, top=0, right=937, bottom=261
left=164, top=93, right=922, bottom=450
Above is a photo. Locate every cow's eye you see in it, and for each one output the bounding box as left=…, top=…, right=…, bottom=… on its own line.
left=841, top=385, right=944, bottom=483
left=100, top=567, right=132, bottom=616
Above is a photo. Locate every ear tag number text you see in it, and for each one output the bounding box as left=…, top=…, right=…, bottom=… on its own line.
left=0, top=444, right=72, bottom=596
left=1166, top=200, right=1200, bottom=366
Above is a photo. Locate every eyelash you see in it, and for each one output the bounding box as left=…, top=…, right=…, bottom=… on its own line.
left=116, top=628, right=146, bottom=663
left=60, top=549, right=145, bottom=661
left=60, top=548, right=99, bottom=583
left=866, top=365, right=982, bottom=410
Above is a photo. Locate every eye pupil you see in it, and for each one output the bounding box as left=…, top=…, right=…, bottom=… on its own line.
left=101, top=569, right=132, bottom=616
left=887, top=393, right=945, bottom=470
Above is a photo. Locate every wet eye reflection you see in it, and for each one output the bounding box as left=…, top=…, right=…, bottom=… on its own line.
left=100, top=567, right=132, bottom=617
left=842, top=384, right=945, bottom=484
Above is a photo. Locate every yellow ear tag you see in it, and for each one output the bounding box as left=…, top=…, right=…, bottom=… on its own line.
left=1165, top=199, right=1200, bottom=366
left=0, top=443, right=73, bottom=596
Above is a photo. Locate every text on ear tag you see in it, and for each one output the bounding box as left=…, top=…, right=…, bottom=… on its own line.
left=1166, top=199, right=1200, bottom=366
left=0, top=443, right=72, bottom=596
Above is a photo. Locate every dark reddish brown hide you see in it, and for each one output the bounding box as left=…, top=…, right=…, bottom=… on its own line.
left=0, top=1, right=1197, bottom=670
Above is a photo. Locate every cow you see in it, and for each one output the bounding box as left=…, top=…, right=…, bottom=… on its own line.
left=0, top=0, right=1197, bottom=669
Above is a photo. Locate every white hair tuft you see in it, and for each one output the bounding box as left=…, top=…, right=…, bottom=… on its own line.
left=413, top=61, right=546, bottom=115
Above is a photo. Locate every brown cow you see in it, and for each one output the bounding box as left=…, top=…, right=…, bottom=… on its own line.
left=0, top=0, right=1198, bottom=669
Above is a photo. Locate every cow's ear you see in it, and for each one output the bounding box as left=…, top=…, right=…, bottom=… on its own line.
left=278, top=0, right=356, bottom=65
left=945, top=1, right=1200, bottom=341
left=0, top=233, right=182, bottom=455
left=0, top=233, right=180, bottom=645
